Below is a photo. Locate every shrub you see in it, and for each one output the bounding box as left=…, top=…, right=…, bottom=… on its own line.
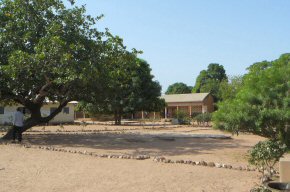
left=248, top=140, right=287, bottom=180
left=250, top=186, right=272, bottom=192
left=194, top=113, right=212, bottom=126
left=191, top=112, right=201, bottom=118
left=174, top=111, right=191, bottom=125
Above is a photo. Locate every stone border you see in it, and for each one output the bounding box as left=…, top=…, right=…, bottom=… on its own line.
left=0, top=142, right=260, bottom=172
left=25, top=128, right=139, bottom=133
left=152, top=156, right=257, bottom=172
left=0, top=124, right=188, bottom=133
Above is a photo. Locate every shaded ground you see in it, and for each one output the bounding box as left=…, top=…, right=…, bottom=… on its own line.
left=17, top=124, right=264, bottom=166
left=0, top=124, right=265, bottom=191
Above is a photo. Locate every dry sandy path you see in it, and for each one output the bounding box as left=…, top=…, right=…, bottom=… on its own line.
left=0, top=145, right=259, bottom=192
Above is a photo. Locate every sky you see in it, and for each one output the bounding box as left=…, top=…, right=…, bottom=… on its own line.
left=71, top=0, right=290, bottom=93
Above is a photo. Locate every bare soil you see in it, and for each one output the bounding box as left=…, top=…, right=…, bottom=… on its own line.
left=0, top=124, right=265, bottom=192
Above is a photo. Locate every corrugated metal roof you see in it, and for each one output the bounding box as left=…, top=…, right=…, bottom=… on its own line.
left=161, top=93, right=210, bottom=103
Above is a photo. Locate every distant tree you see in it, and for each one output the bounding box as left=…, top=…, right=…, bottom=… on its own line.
left=78, top=52, right=164, bottom=125
left=165, top=82, right=192, bottom=95
left=192, top=63, right=227, bottom=102
left=218, top=75, right=243, bottom=101
left=213, top=54, right=290, bottom=147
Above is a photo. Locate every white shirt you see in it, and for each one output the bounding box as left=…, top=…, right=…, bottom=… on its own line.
left=14, top=111, right=24, bottom=127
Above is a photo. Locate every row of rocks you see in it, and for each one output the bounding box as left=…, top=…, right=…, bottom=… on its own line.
left=1, top=142, right=150, bottom=160
left=1, top=142, right=257, bottom=172
left=23, top=131, right=134, bottom=136
left=25, top=128, right=138, bottom=133
left=153, top=156, right=257, bottom=172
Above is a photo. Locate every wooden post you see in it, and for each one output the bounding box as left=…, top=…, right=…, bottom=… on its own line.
left=164, top=107, right=167, bottom=118
left=189, top=105, right=192, bottom=117
left=154, top=112, right=156, bottom=120
left=141, top=110, right=144, bottom=119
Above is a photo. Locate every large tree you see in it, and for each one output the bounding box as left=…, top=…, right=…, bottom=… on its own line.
left=77, top=54, right=164, bottom=125
left=165, top=82, right=192, bottom=95
left=192, top=63, right=227, bottom=102
left=213, top=54, right=290, bottom=147
left=0, top=0, right=110, bottom=138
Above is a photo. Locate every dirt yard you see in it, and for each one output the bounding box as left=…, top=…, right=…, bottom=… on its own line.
left=0, top=124, right=265, bottom=192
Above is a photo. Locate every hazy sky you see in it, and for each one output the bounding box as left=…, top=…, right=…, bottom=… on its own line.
left=72, top=0, right=290, bottom=93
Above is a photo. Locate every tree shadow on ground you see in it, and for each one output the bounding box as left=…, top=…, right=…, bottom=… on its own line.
left=24, top=132, right=250, bottom=157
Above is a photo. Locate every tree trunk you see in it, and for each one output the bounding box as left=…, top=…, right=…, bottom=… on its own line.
left=117, top=114, right=121, bottom=125
left=114, top=109, right=122, bottom=125
left=114, top=111, right=118, bottom=125
left=115, top=114, right=121, bottom=125
left=2, top=117, right=41, bottom=140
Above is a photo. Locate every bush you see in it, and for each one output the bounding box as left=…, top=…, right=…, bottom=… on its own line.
left=250, top=186, right=272, bottom=192
left=174, top=111, right=191, bottom=125
left=248, top=140, right=287, bottom=180
left=191, top=112, right=201, bottom=118
left=194, top=113, right=212, bottom=126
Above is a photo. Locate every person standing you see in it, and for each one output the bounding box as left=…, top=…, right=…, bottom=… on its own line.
left=13, top=107, right=24, bottom=143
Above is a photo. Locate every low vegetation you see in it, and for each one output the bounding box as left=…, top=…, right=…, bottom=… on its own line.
left=249, top=140, right=287, bottom=180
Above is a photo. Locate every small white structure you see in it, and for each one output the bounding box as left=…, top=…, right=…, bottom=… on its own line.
left=280, top=157, right=290, bottom=182
left=0, top=102, right=76, bottom=125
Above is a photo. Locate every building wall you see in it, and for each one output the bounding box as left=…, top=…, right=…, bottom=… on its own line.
left=0, top=105, right=16, bottom=125
left=164, top=95, right=214, bottom=118
left=41, top=103, right=75, bottom=123
left=203, top=95, right=214, bottom=113
left=166, top=102, right=203, bottom=107
left=165, top=102, right=204, bottom=118
left=0, top=103, right=75, bottom=125
left=133, top=111, right=161, bottom=119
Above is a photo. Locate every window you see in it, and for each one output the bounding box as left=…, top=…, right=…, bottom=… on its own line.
left=50, top=107, right=57, bottom=114
left=0, top=107, right=4, bottom=114
left=63, top=107, right=69, bottom=114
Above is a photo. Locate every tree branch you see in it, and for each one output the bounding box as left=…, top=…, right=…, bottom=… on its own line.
left=33, top=75, right=52, bottom=104
left=41, top=100, right=69, bottom=122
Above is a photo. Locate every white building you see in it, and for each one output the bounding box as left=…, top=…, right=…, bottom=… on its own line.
left=0, top=102, right=77, bottom=125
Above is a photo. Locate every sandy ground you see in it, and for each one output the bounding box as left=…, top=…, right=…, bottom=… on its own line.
left=0, top=124, right=265, bottom=192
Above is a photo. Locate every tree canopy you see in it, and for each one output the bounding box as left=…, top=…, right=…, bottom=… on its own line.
left=165, top=82, right=192, bottom=95
left=0, top=0, right=163, bottom=135
left=218, top=76, right=243, bottom=101
left=213, top=54, right=290, bottom=147
left=77, top=57, right=164, bottom=125
left=192, top=63, right=227, bottom=102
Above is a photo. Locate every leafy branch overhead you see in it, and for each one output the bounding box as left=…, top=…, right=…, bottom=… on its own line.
left=0, top=0, right=163, bottom=135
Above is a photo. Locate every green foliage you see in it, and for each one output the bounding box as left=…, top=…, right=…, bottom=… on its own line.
left=213, top=54, right=290, bottom=146
left=0, top=0, right=160, bottom=133
left=78, top=57, right=164, bottom=125
left=250, top=186, right=272, bottom=192
left=218, top=76, right=243, bottom=101
left=248, top=140, right=287, bottom=178
left=165, top=82, right=192, bottom=95
left=0, top=0, right=113, bottom=132
left=191, top=112, right=201, bottom=118
left=194, top=113, right=212, bottom=126
left=192, top=63, right=227, bottom=102
left=0, top=0, right=106, bottom=102
left=174, top=111, right=191, bottom=125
